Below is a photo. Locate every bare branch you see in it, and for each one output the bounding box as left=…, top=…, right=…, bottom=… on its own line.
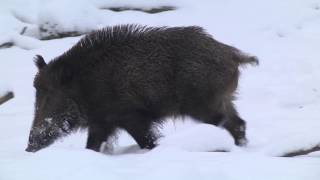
left=20, top=26, right=28, bottom=35
left=0, top=42, right=14, bottom=49
left=281, top=144, right=320, bottom=157
left=0, top=91, right=14, bottom=106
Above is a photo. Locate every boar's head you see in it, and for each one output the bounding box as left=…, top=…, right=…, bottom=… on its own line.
left=26, top=55, right=84, bottom=152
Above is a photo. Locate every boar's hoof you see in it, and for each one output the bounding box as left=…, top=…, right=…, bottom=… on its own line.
left=235, top=138, right=248, bottom=147
left=25, top=147, right=37, bottom=152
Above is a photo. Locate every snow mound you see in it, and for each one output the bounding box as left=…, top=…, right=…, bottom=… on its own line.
left=160, top=123, right=234, bottom=152
left=0, top=33, right=43, bottom=50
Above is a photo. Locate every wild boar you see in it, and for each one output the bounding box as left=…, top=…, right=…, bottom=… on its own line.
left=26, top=24, right=258, bottom=153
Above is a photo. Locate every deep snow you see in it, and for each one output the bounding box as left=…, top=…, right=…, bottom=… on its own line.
left=1, top=0, right=320, bottom=179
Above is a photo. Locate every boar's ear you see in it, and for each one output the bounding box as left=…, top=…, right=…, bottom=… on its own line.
left=34, top=55, right=47, bottom=70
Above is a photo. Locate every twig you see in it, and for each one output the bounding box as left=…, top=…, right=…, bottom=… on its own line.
left=20, top=26, right=28, bottom=35
left=281, top=144, right=320, bottom=157
left=0, top=42, right=14, bottom=49
left=0, top=91, right=14, bottom=106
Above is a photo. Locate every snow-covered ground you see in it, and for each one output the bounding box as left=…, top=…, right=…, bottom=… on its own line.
left=1, top=0, right=320, bottom=179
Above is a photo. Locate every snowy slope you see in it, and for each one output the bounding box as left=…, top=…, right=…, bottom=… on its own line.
left=1, top=0, right=320, bottom=179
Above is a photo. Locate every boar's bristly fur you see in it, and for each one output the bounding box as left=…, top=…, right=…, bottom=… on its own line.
left=26, top=24, right=258, bottom=153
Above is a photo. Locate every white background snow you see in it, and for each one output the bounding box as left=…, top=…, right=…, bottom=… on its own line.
left=1, top=0, right=320, bottom=179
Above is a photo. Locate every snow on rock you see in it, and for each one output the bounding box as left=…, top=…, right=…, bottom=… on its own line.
left=37, top=0, right=102, bottom=38
left=4, top=0, right=181, bottom=40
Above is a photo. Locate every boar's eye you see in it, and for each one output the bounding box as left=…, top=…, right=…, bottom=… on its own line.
left=34, top=82, right=44, bottom=91
left=33, top=76, right=49, bottom=91
left=35, top=85, right=49, bottom=93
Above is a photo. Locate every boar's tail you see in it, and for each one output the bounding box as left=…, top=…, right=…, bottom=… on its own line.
left=232, top=48, right=259, bottom=66
left=239, top=55, right=259, bottom=66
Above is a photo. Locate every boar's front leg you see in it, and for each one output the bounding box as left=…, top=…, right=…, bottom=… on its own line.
left=125, top=122, right=157, bottom=149
left=86, top=123, right=115, bottom=152
left=120, top=110, right=159, bottom=149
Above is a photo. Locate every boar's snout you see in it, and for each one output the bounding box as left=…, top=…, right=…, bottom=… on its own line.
left=25, top=146, right=38, bottom=152
left=25, top=141, right=41, bottom=152
left=25, top=132, right=42, bottom=152
left=25, top=126, right=56, bottom=153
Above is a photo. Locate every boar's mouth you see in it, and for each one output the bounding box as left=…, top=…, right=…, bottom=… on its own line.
left=25, top=130, right=56, bottom=153
left=25, top=139, right=51, bottom=152
left=25, top=145, right=40, bottom=152
left=25, top=117, right=74, bottom=153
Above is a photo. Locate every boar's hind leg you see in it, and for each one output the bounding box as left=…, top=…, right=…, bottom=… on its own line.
left=86, top=124, right=115, bottom=152
left=191, top=101, right=248, bottom=146
left=120, top=110, right=159, bottom=149
left=221, top=114, right=248, bottom=146
left=219, top=102, right=248, bottom=146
